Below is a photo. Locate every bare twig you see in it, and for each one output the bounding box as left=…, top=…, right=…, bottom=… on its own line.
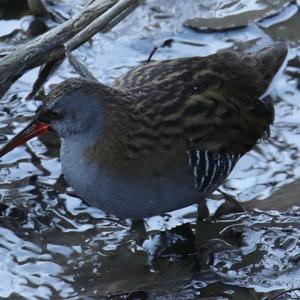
left=147, top=45, right=159, bottom=62
left=26, top=59, right=63, bottom=99
left=65, top=50, right=98, bottom=82
left=27, top=0, right=142, bottom=97
left=0, top=47, right=18, bottom=58
left=64, top=0, right=143, bottom=51
left=0, top=0, right=142, bottom=97
left=0, top=0, right=116, bottom=96
left=268, top=288, right=300, bottom=300
left=102, top=0, right=141, bottom=33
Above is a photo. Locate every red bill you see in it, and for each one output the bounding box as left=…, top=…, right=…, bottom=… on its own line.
left=0, top=120, right=49, bottom=158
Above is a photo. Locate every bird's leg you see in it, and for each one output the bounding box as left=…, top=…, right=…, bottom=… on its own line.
left=196, top=194, right=248, bottom=270
left=130, top=219, right=148, bottom=243
left=197, top=199, right=210, bottom=220
left=195, top=200, right=213, bottom=270
left=126, top=218, right=151, bottom=255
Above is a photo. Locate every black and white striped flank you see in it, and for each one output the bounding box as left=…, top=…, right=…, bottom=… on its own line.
left=185, top=141, right=241, bottom=193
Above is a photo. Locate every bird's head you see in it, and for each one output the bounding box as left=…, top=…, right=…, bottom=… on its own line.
left=0, top=78, right=108, bottom=158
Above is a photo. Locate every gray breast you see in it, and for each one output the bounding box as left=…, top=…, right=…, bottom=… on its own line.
left=60, top=137, right=240, bottom=219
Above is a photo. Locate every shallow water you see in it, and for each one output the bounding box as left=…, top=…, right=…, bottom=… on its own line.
left=0, top=0, right=300, bottom=299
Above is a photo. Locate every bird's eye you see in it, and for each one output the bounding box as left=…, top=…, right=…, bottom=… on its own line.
left=48, top=110, right=61, bottom=119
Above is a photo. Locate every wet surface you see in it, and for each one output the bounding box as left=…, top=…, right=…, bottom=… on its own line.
left=0, top=0, right=300, bottom=299
left=184, top=0, right=295, bottom=32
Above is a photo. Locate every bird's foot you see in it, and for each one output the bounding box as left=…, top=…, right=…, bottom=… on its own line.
left=143, top=223, right=198, bottom=272
left=196, top=237, right=236, bottom=271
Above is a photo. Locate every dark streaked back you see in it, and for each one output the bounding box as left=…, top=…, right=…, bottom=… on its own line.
left=112, top=45, right=287, bottom=154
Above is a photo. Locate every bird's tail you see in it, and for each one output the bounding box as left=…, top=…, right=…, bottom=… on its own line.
left=255, top=43, right=288, bottom=91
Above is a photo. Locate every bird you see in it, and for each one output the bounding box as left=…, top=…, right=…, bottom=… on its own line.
left=0, top=44, right=287, bottom=220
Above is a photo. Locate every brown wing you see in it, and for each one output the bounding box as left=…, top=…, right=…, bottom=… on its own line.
left=112, top=47, right=286, bottom=155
